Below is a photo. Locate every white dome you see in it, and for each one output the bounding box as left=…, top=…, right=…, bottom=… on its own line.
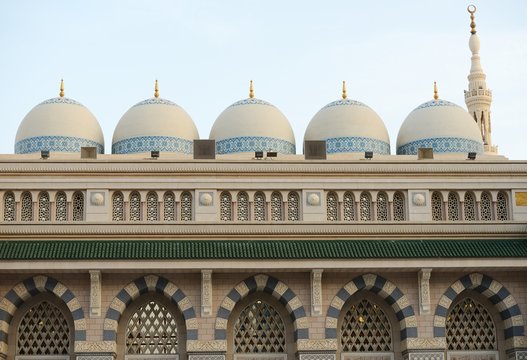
left=396, top=99, right=484, bottom=155
left=15, top=97, right=104, bottom=154
left=112, top=98, right=199, bottom=154
left=304, top=99, right=390, bottom=154
left=209, top=98, right=296, bottom=155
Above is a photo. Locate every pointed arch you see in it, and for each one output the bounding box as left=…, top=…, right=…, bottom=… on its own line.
left=214, top=274, right=309, bottom=341
left=103, top=275, right=198, bottom=343
left=433, top=273, right=524, bottom=342
left=325, top=273, right=418, bottom=341
left=0, top=275, right=86, bottom=357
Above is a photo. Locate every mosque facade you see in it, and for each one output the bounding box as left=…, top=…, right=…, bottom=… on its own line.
left=0, top=6, right=526, bottom=360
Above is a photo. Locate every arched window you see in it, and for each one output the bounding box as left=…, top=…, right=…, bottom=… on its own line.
left=496, top=192, right=509, bottom=221
left=180, top=191, right=192, bottom=221
left=432, top=192, right=443, bottom=221
left=480, top=192, right=493, bottom=221
left=72, top=192, right=84, bottom=221
left=38, top=192, right=50, bottom=221
left=464, top=192, right=476, bottom=221
left=376, top=192, right=389, bottom=221
left=146, top=191, right=158, bottom=221
left=343, top=192, right=355, bottom=221
left=447, top=192, right=460, bottom=221
left=446, top=297, right=496, bottom=351
left=112, top=192, right=125, bottom=221
left=341, top=298, right=393, bottom=353
left=287, top=191, right=300, bottom=221
left=21, top=192, right=33, bottom=221
left=237, top=192, right=249, bottom=221
left=254, top=192, right=266, bottom=221
left=164, top=191, right=176, bottom=221
left=233, top=300, right=286, bottom=354
left=393, top=192, right=405, bottom=221
left=129, top=192, right=141, bottom=221
left=271, top=192, right=283, bottom=221
left=220, top=191, right=233, bottom=221
left=55, top=192, right=67, bottom=221
left=359, top=192, right=372, bottom=221
left=327, top=192, right=338, bottom=221
left=4, top=191, right=15, bottom=221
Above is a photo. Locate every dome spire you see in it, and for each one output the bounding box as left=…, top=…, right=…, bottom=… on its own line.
left=59, top=79, right=64, bottom=97
left=249, top=80, right=254, bottom=98
left=433, top=81, right=438, bottom=100
left=468, top=4, right=477, bottom=35
left=342, top=81, right=347, bottom=99
left=154, top=80, right=159, bottom=98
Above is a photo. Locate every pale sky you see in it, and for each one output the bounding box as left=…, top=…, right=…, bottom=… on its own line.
left=1, top=1, right=526, bottom=158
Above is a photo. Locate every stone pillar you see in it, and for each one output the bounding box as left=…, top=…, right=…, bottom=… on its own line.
left=201, top=269, right=213, bottom=317
left=311, top=269, right=323, bottom=316
left=89, top=270, right=102, bottom=318
left=418, top=269, right=432, bottom=315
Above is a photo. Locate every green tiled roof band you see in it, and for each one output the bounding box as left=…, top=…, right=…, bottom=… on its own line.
left=0, top=240, right=526, bottom=260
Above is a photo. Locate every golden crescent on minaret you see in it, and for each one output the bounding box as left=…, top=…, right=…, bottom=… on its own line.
left=433, top=81, right=438, bottom=100
left=154, top=80, right=159, bottom=98
left=468, top=4, right=477, bottom=35
left=249, top=80, right=254, bottom=98
left=342, top=81, right=348, bottom=99
left=59, top=79, right=64, bottom=98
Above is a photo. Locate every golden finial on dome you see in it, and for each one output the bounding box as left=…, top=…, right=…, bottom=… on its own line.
left=249, top=80, right=254, bottom=98
left=154, top=80, right=159, bottom=98
left=59, top=79, right=64, bottom=97
left=342, top=81, right=348, bottom=99
left=468, top=4, right=477, bottom=35
left=433, top=81, right=439, bottom=100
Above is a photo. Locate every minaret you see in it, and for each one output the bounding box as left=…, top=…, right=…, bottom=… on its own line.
left=464, top=5, right=496, bottom=154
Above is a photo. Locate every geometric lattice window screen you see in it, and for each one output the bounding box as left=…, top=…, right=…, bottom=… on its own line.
left=21, top=192, right=33, bottom=221
left=220, top=191, right=233, bottom=221
left=164, top=191, right=176, bottom=221
left=234, top=300, right=286, bottom=353
left=112, top=192, right=125, bottom=221
left=129, top=192, right=141, bottom=221
left=393, top=192, right=405, bottom=221
left=359, top=192, right=372, bottom=221
left=327, top=192, right=338, bottom=221
left=341, top=298, right=393, bottom=352
left=376, top=192, right=389, bottom=221
left=432, top=192, right=443, bottom=221
left=180, top=192, right=192, bottom=221
left=343, top=192, right=355, bottom=221
left=55, top=192, right=67, bottom=222
left=446, top=298, right=496, bottom=351
left=16, top=301, right=71, bottom=355
left=480, top=192, right=492, bottom=221
left=287, top=191, right=300, bottom=221
left=237, top=192, right=249, bottom=222
left=4, top=191, right=16, bottom=221
left=125, top=301, right=178, bottom=355
left=448, top=192, right=460, bottom=221
left=271, top=192, right=283, bottom=221
left=38, top=192, right=50, bottom=221
left=72, top=191, right=84, bottom=221
left=146, top=191, right=159, bottom=221
left=464, top=192, right=476, bottom=221
left=254, top=192, right=266, bottom=222
left=496, top=192, right=508, bottom=221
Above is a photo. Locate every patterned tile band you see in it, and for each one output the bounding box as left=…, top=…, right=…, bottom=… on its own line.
left=326, top=136, right=390, bottom=154
left=103, top=275, right=198, bottom=342
left=414, top=99, right=461, bottom=111
left=322, top=98, right=369, bottom=109
left=216, top=136, right=295, bottom=154
left=0, top=275, right=86, bottom=357
left=112, top=135, right=193, bottom=154
left=214, top=274, right=309, bottom=341
left=229, top=98, right=273, bottom=107
left=325, top=273, right=418, bottom=341
left=433, top=273, right=524, bottom=339
left=15, top=135, right=104, bottom=154
left=39, top=97, right=84, bottom=107
left=132, top=98, right=181, bottom=108
left=397, top=137, right=484, bottom=155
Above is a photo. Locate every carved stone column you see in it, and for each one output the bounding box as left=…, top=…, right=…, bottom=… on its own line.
left=89, top=270, right=102, bottom=318
left=418, top=269, right=432, bottom=315
left=201, top=269, right=213, bottom=317
left=311, top=269, right=323, bottom=316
